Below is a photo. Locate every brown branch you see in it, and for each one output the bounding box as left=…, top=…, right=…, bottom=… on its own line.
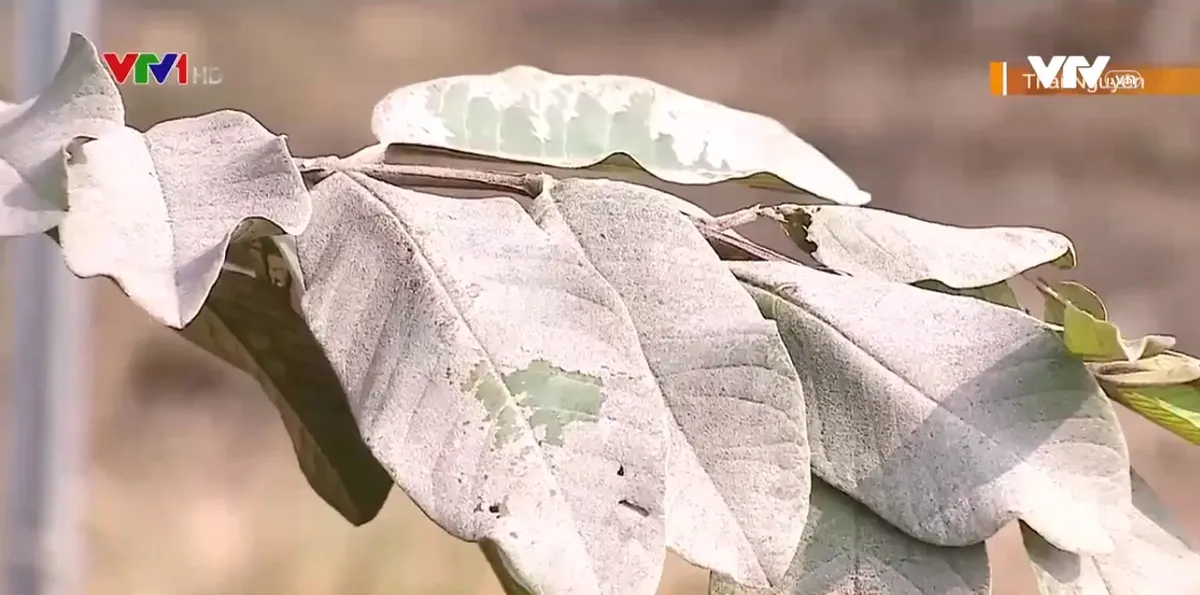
left=297, top=157, right=828, bottom=268
left=297, top=159, right=545, bottom=197
left=689, top=215, right=804, bottom=265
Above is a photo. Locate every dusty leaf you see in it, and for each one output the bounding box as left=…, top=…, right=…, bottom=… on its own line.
left=539, top=178, right=809, bottom=586
left=293, top=171, right=812, bottom=594
left=57, top=110, right=312, bottom=328
left=732, top=261, right=1130, bottom=555
left=1022, top=471, right=1200, bottom=594
left=0, top=33, right=124, bottom=235
left=770, top=205, right=1075, bottom=286
left=709, top=477, right=989, bottom=595
left=180, top=237, right=391, bottom=524
left=370, top=66, right=869, bottom=204
left=297, top=171, right=668, bottom=595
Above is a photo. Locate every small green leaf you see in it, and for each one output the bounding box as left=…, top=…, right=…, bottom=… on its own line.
left=1035, top=280, right=1174, bottom=362
left=1092, top=355, right=1200, bottom=445
left=1107, top=384, right=1200, bottom=445
left=1042, top=281, right=1106, bottom=325
left=1060, top=301, right=1174, bottom=362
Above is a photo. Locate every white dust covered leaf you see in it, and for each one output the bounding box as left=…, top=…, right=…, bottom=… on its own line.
left=1022, top=470, right=1200, bottom=595
left=538, top=178, right=810, bottom=586
left=0, top=33, right=124, bottom=235
left=292, top=172, right=810, bottom=594
left=708, top=477, right=989, bottom=595
left=773, top=205, right=1075, bottom=287
left=58, top=110, right=312, bottom=328
left=732, top=261, right=1130, bottom=554
left=297, top=171, right=667, bottom=595
left=371, top=66, right=869, bottom=205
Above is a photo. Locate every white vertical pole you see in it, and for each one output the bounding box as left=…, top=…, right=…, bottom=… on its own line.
left=3, top=0, right=98, bottom=593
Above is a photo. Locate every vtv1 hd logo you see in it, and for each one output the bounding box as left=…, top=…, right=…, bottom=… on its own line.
left=101, top=52, right=222, bottom=85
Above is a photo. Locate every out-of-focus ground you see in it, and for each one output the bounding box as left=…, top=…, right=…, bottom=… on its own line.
left=1, top=1, right=1200, bottom=593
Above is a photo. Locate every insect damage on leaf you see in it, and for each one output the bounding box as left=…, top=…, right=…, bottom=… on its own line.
left=463, top=359, right=606, bottom=448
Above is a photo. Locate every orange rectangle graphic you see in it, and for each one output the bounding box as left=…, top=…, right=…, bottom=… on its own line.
left=991, top=63, right=1200, bottom=95
left=989, top=61, right=1007, bottom=96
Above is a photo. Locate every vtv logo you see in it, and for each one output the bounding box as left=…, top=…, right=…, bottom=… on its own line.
left=101, top=52, right=188, bottom=84
left=1027, top=56, right=1110, bottom=89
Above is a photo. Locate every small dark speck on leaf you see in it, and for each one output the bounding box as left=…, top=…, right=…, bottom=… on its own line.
left=617, top=464, right=625, bottom=477
left=618, top=499, right=649, bottom=517
left=488, top=504, right=501, bottom=514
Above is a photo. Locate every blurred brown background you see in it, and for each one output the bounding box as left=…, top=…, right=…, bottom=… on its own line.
left=2, top=0, right=1200, bottom=593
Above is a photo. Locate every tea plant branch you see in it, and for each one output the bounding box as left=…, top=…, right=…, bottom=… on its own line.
left=297, top=158, right=808, bottom=266
left=297, top=158, right=546, bottom=197
left=16, top=35, right=1200, bottom=594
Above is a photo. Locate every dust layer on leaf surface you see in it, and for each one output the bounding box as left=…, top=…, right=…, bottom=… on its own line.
left=462, top=359, right=606, bottom=449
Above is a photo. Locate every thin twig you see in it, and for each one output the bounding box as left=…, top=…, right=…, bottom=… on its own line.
left=1025, top=273, right=1059, bottom=302
left=297, top=157, right=830, bottom=269
left=688, top=206, right=842, bottom=273
left=297, top=159, right=545, bottom=197
left=703, top=203, right=768, bottom=233
left=689, top=215, right=804, bottom=265
left=354, top=163, right=546, bottom=197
